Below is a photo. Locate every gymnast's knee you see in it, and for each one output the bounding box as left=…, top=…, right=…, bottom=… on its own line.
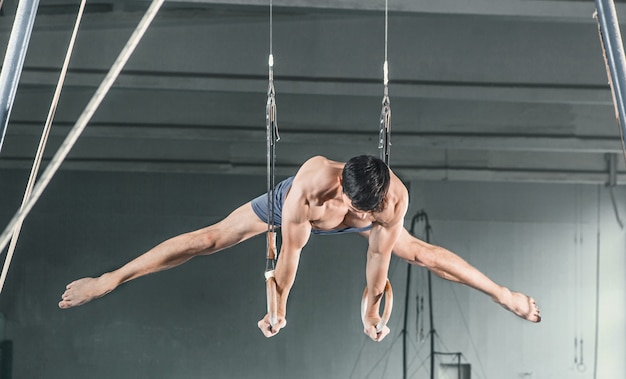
left=185, top=229, right=220, bottom=256
left=401, top=243, right=437, bottom=268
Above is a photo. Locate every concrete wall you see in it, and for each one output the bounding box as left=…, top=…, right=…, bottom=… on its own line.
left=0, top=168, right=624, bottom=378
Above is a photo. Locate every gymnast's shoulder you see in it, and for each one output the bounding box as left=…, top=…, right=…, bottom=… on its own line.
left=296, top=155, right=343, bottom=178
left=290, top=156, right=341, bottom=196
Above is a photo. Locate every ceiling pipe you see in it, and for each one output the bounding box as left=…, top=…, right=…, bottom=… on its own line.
left=0, top=0, right=40, bottom=154
left=594, top=0, right=626, bottom=162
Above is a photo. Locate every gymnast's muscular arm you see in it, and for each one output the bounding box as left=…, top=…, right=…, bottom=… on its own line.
left=363, top=181, right=408, bottom=342
left=257, top=181, right=312, bottom=338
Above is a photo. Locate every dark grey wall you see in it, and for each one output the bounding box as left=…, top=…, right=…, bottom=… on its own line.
left=0, top=168, right=383, bottom=379
left=0, top=168, right=624, bottom=378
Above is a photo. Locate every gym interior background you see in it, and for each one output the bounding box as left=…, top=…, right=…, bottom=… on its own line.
left=0, top=0, right=624, bottom=378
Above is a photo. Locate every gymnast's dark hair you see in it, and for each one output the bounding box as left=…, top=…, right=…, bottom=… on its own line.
left=342, top=155, right=390, bottom=212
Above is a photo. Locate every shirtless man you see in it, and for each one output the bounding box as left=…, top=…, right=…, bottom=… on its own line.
left=58, top=155, right=541, bottom=342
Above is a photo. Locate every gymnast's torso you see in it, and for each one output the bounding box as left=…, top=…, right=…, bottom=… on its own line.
left=281, top=156, right=406, bottom=235
left=250, top=155, right=407, bottom=235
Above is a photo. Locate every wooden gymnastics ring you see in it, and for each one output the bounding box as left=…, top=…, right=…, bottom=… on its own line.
left=265, top=270, right=278, bottom=328
left=361, top=278, right=393, bottom=333
left=264, top=231, right=279, bottom=328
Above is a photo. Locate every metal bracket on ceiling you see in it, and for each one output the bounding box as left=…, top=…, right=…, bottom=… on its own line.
left=606, top=153, right=617, bottom=187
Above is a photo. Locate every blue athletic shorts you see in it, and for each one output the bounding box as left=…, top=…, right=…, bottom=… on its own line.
left=251, top=176, right=295, bottom=227
left=250, top=176, right=373, bottom=234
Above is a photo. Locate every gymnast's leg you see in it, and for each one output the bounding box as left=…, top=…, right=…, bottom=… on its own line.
left=58, top=202, right=268, bottom=309
left=390, top=228, right=541, bottom=322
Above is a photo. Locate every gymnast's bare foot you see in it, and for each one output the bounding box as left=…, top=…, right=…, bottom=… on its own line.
left=493, top=287, right=542, bottom=323
left=58, top=274, right=115, bottom=309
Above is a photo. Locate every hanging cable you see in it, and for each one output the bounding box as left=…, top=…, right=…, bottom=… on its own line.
left=264, top=0, right=281, bottom=328
left=593, top=186, right=601, bottom=379
left=573, top=186, right=582, bottom=370
left=0, top=0, right=87, bottom=296
left=0, top=0, right=165, bottom=268
left=378, top=0, right=391, bottom=166
left=359, top=0, right=394, bottom=343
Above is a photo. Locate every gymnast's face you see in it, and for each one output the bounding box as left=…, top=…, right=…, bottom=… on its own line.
left=342, top=192, right=370, bottom=219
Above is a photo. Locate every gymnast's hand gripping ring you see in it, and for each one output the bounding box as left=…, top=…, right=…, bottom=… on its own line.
left=361, top=278, right=393, bottom=333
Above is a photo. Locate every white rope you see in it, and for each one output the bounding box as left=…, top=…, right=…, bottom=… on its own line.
left=0, top=0, right=87, bottom=295
left=0, top=0, right=165, bottom=293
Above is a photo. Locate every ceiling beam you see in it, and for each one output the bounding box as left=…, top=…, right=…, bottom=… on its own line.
left=6, top=122, right=625, bottom=153
left=0, top=0, right=611, bottom=20
left=165, top=0, right=605, bottom=21
left=19, top=68, right=613, bottom=105
left=1, top=158, right=624, bottom=184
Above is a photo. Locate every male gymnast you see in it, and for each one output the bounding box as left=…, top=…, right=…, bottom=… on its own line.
left=59, top=155, right=541, bottom=342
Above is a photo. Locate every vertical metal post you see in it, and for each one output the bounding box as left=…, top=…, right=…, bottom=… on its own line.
left=406, top=213, right=423, bottom=379
left=428, top=269, right=435, bottom=379
left=424, top=219, right=435, bottom=379
left=402, top=256, right=411, bottom=379
left=595, top=0, right=626, bottom=151
left=408, top=212, right=436, bottom=379
left=0, top=0, right=40, bottom=153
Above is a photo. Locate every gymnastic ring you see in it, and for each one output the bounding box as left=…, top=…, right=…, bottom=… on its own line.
left=265, top=270, right=278, bottom=327
left=360, top=278, right=393, bottom=333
